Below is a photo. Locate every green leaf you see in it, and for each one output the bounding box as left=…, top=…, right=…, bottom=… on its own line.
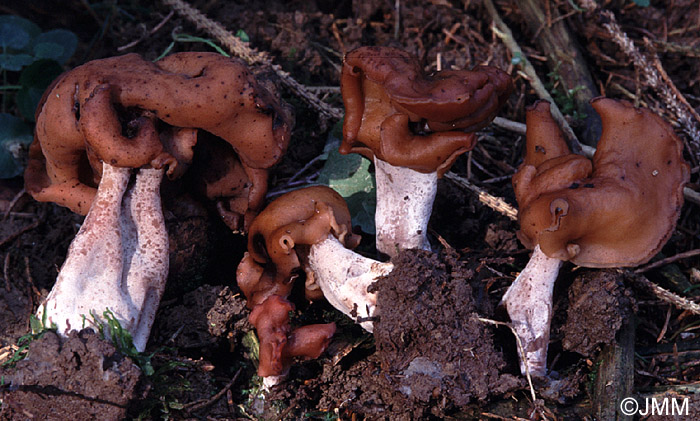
left=318, top=135, right=376, bottom=234
left=33, top=42, right=65, bottom=61
left=19, top=58, right=63, bottom=88
left=0, top=53, right=34, bottom=71
left=632, top=0, right=650, bottom=6
left=510, top=51, right=523, bottom=66
left=0, top=15, right=40, bottom=51
left=0, top=113, right=33, bottom=178
left=0, top=23, right=30, bottom=50
left=17, top=59, right=63, bottom=121
left=29, top=314, right=44, bottom=334
left=34, top=29, right=77, bottom=64
left=16, top=86, right=44, bottom=121
left=171, top=33, right=230, bottom=57
left=235, top=29, right=250, bottom=43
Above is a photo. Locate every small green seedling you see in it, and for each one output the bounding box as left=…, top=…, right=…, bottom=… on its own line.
left=90, top=309, right=156, bottom=376
left=155, top=29, right=248, bottom=61
left=1, top=306, right=56, bottom=367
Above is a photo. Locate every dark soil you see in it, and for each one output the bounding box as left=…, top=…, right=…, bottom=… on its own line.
left=560, top=270, right=636, bottom=358
left=372, top=249, right=521, bottom=417
left=0, top=330, right=142, bottom=420
left=1, top=0, right=700, bottom=420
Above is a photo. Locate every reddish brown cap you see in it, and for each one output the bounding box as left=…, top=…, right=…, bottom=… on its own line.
left=249, top=295, right=335, bottom=377
left=340, top=46, right=512, bottom=174
left=238, top=186, right=361, bottom=307
left=513, top=99, right=689, bottom=267
left=25, top=52, right=291, bottom=229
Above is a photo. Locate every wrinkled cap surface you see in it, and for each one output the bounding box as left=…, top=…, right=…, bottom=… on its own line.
left=340, top=46, right=512, bottom=174
left=237, top=185, right=361, bottom=307
left=513, top=99, right=689, bottom=267
left=246, top=185, right=361, bottom=268
left=24, top=52, right=292, bottom=222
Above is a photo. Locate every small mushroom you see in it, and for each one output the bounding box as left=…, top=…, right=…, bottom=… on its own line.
left=27, top=52, right=291, bottom=351
left=249, top=295, right=336, bottom=387
left=340, top=46, right=512, bottom=257
left=237, top=186, right=393, bottom=383
left=503, top=99, right=689, bottom=377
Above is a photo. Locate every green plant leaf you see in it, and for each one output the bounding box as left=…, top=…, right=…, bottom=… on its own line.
left=17, top=59, right=64, bottom=121
left=0, top=15, right=40, bottom=51
left=0, top=53, right=34, bottom=71
left=235, top=29, right=250, bottom=43
left=0, top=23, right=30, bottom=50
left=632, top=0, right=650, bottom=6
left=0, top=113, right=33, bottom=178
left=34, top=29, right=78, bottom=64
left=317, top=136, right=376, bottom=234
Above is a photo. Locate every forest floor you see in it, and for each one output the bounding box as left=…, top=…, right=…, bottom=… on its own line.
left=1, top=0, right=700, bottom=420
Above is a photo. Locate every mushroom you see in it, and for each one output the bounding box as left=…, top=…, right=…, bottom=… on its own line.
left=26, top=52, right=291, bottom=351
left=237, top=186, right=393, bottom=383
left=25, top=51, right=292, bottom=231
left=36, top=163, right=167, bottom=351
left=340, top=46, right=512, bottom=257
left=249, top=295, right=336, bottom=386
left=503, top=99, right=689, bottom=377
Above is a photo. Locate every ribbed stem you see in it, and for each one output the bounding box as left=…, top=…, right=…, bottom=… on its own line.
left=307, top=234, right=394, bottom=332
left=501, top=244, right=562, bottom=377
left=374, top=157, right=435, bottom=258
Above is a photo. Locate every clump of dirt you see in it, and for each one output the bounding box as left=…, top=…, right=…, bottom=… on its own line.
left=0, top=330, right=142, bottom=420
left=560, top=270, right=636, bottom=357
left=152, top=284, right=249, bottom=352
left=369, top=249, right=521, bottom=418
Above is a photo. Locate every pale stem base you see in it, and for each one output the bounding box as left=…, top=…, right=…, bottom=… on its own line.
left=37, top=163, right=169, bottom=352
left=307, top=234, right=394, bottom=332
left=500, top=244, right=562, bottom=377
left=374, top=157, right=436, bottom=258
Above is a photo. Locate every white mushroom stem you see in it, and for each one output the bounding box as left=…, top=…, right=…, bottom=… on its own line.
left=307, top=234, right=394, bottom=332
left=500, top=244, right=562, bottom=378
left=37, top=162, right=169, bottom=352
left=374, top=156, right=436, bottom=258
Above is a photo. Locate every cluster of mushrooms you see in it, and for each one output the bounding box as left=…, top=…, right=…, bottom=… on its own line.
left=24, top=46, right=689, bottom=386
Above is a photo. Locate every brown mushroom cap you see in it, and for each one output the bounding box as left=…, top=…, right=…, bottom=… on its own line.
left=249, top=295, right=336, bottom=377
left=340, top=46, right=512, bottom=174
left=246, top=185, right=361, bottom=266
left=24, top=52, right=292, bottom=221
left=513, top=98, right=689, bottom=267
left=239, top=186, right=354, bottom=378
left=238, top=185, right=362, bottom=307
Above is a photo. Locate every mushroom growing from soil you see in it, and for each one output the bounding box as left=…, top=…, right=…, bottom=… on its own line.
left=237, top=185, right=394, bottom=384
left=25, top=51, right=292, bottom=231
left=26, top=52, right=292, bottom=351
left=503, top=98, right=689, bottom=377
left=340, top=46, right=512, bottom=257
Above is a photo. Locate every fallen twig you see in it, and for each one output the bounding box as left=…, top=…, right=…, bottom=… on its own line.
left=3, top=188, right=26, bottom=221
left=0, top=220, right=40, bottom=249
left=483, top=0, right=583, bottom=154
left=444, top=172, right=517, bottom=221
left=492, top=116, right=526, bottom=135
left=162, top=0, right=343, bottom=120
left=635, top=249, right=700, bottom=274
left=117, top=11, right=174, bottom=51
left=183, top=367, right=242, bottom=413
left=590, top=5, right=700, bottom=162
left=632, top=274, right=700, bottom=316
